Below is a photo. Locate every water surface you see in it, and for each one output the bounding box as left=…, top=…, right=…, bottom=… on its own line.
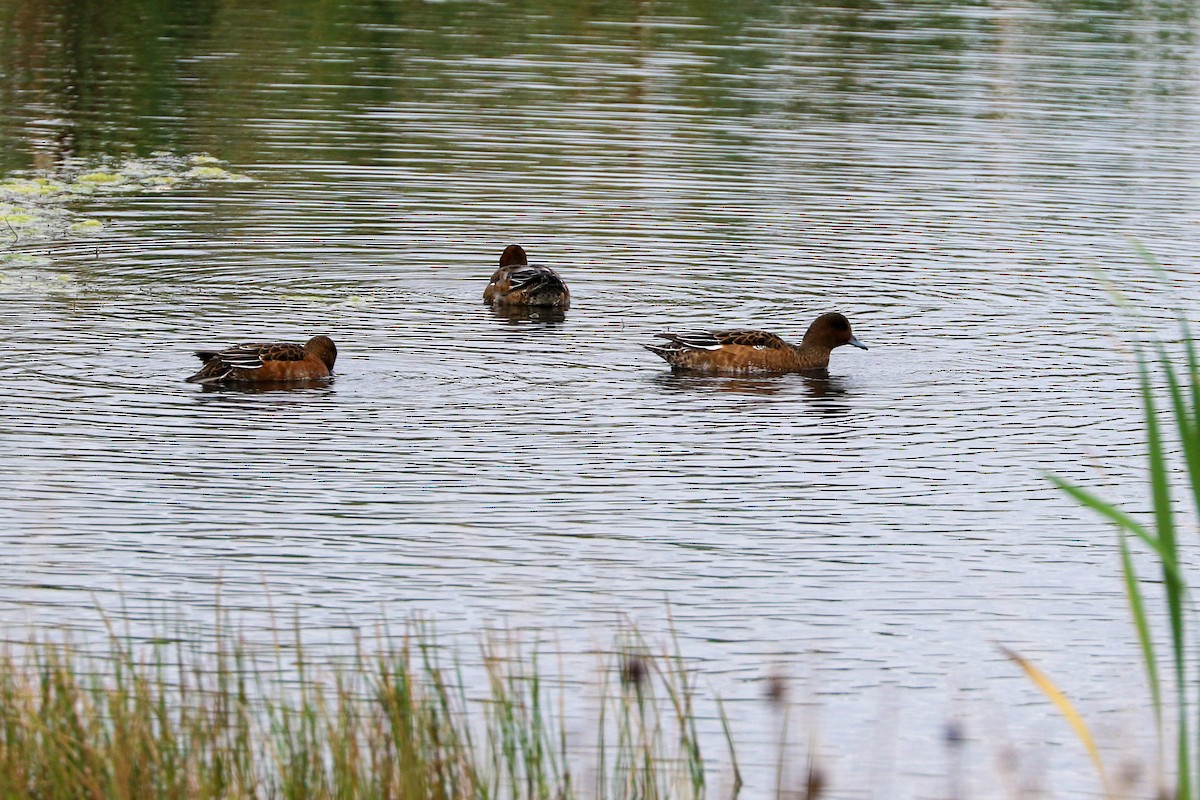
left=2, top=0, right=1199, bottom=795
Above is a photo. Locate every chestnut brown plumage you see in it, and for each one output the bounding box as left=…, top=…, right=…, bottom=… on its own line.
left=644, top=312, right=866, bottom=374
left=186, top=335, right=337, bottom=384
left=483, top=244, right=571, bottom=309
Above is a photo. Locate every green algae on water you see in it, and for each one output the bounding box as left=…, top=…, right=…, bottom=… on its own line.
left=0, top=152, right=254, bottom=254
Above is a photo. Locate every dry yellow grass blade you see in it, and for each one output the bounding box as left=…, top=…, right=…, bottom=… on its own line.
left=1001, top=645, right=1113, bottom=798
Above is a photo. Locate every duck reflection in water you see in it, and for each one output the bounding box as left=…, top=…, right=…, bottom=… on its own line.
left=800, top=375, right=851, bottom=415
left=192, top=379, right=335, bottom=394
left=654, top=373, right=784, bottom=395
left=487, top=304, right=567, bottom=325
left=657, top=374, right=854, bottom=410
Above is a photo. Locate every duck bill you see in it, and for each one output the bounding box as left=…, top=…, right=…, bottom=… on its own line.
left=848, top=336, right=868, bottom=350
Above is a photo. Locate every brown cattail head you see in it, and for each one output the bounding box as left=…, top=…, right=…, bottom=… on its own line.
left=943, top=719, right=965, bottom=748
left=619, top=653, right=648, bottom=689
left=764, top=671, right=788, bottom=706
left=802, top=760, right=826, bottom=800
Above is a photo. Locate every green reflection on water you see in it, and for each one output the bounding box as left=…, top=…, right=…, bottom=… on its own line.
left=0, top=0, right=1193, bottom=175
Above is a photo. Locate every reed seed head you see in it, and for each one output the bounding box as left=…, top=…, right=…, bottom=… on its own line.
left=619, top=653, right=648, bottom=688
left=764, top=670, right=788, bottom=706
left=943, top=719, right=965, bottom=748
left=803, top=761, right=826, bottom=799
left=1115, top=759, right=1143, bottom=791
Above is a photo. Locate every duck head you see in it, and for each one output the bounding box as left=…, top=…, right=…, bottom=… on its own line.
left=304, top=335, right=338, bottom=369
left=803, top=312, right=867, bottom=350
left=499, top=244, right=528, bottom=267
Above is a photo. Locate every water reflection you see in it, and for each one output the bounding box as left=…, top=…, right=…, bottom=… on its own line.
left=800, top=376, right=852, bottom=415
left=648, top=371, right=851, bottom=408
left=191, top=379, right=336, bottom=395
left=0, top=0, right=1085, bottom=173
left=652, top=372, right=784, bottom=396
left=486, top=306, right=568, bottom=325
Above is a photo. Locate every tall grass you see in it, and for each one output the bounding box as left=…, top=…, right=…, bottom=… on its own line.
left=0, top=620, right=762, bottom=800
left=1049, top=327, right=1200, bottom=799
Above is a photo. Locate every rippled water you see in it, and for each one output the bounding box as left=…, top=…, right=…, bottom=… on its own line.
left=3, top=0, right=1200, bottom=795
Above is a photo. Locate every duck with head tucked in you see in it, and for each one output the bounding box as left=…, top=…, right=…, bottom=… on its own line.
left=644, top=312, right=866, bottom=374
left=483, top=244, right=571, bottom=309
left=185, top=335, right=337, bottom=385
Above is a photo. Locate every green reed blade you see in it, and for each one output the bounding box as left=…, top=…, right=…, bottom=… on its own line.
left=1044, top=475, right=1174, bottom=566
left=1172, top=333, right=1200, bottom=532
left=1185, top=328, right=1200, bottom=459
left=1159, top=344, right=1200, bottom=523
left=1154, top=342, right=1200, bottom=797
left=1174, top=331, right=1200, bottom=800
left=1137, top=356, right=1191, bottom=799
left=714, top=696, right=742, bottom=799
left=1117, top=528, right=1163, bottom=759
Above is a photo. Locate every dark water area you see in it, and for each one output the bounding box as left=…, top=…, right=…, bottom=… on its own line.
left=2, top=0, right=1199, bottom=795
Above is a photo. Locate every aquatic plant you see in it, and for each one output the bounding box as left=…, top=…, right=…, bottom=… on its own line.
left=0, top=618, right=764, bottom=800
left=1048, top=327, right=1200, bottom=799
left=0, top=153, right=252, bottom=259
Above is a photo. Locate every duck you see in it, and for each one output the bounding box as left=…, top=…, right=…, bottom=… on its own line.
left=185, top=335, right=337, bottom=384
left=644, top=312, right=866, bottom=374
left=483, top=244, right=571, bottom=308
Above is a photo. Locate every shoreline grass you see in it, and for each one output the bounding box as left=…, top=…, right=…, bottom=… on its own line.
left=0, top=619, right=766, bottom=800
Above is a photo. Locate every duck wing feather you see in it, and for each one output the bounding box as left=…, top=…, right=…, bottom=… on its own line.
left=654, top=329, right=789, bottom=352
left=506, top=265, right=566, bottom=294
left=193, top=342, right=307, bottom=370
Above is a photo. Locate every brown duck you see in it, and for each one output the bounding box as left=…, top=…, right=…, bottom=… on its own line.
left=644, top=312, right=867, bottom=374
left=186, top=335, right=337, bottom=384
left=483, top=244, right=571, bottom=308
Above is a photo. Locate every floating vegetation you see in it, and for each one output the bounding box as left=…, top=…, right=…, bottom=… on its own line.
left=0, top=153, right=253, bottom=260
